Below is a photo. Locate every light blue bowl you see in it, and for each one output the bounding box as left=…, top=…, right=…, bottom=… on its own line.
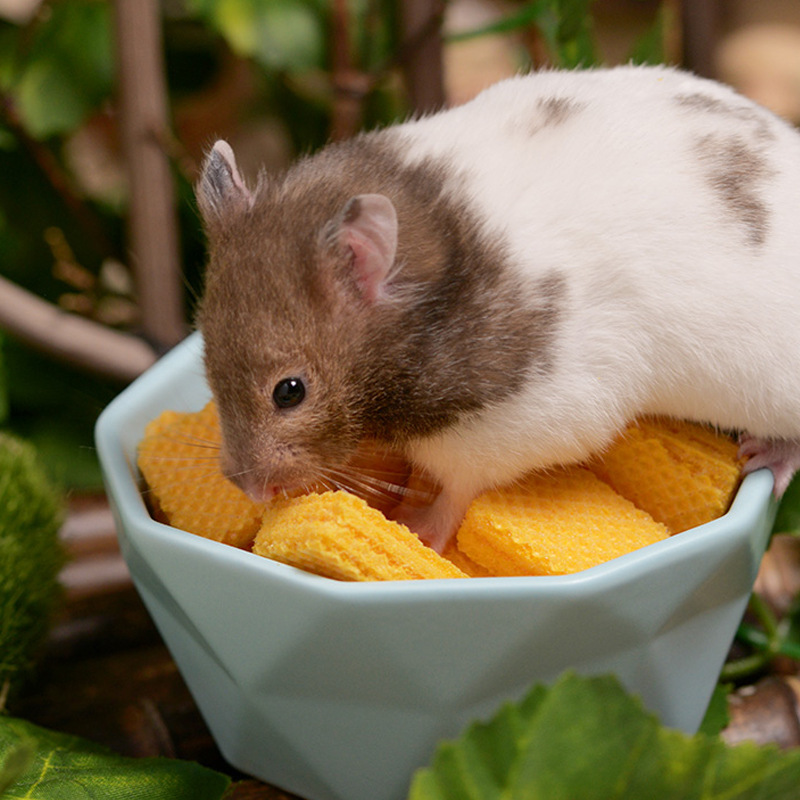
left=95, top=331, right=776, bottom=800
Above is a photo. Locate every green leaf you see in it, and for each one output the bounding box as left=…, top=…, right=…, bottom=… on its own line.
left=9, top=2, right=113, bottom=139
left=552, top=0, right=598, bottom=68
left=14, top=58, right=87, bottom=140
left=408, top=672, right=800, bottom=800
left=627, top=1, right=671, bottom=66
left=445, top=1, right=552, bottom=43
left=0, top=738, right=34, bottom=793
left=189, top=0, right=324, bottom=72
left=697, top=683, right=731, bottom=738
left=0, top=716, right=230, bottom=800
left=445, top=0, right=598, bottom=68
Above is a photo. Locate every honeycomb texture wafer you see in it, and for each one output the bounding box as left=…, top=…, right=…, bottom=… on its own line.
left=253, top=491, right=467, bottom=580
left=589, top=418, right=742, bottom=533
left=457, top=466, right=670, bottom=576
left=441, top=539, right=494, bottom=578
left=137, top=402, right=265, bottom=547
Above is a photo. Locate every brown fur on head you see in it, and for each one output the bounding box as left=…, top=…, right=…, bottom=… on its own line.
left=195, top=137, right=559, bottom=501
left=198, top=148, right=380, bottom=497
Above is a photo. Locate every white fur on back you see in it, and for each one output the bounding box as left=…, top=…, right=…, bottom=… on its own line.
left=389, top=65, right=800, bottom=496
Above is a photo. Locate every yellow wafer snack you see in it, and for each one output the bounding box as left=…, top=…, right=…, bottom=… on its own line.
left=253, top=491, right=467, bottom=580
left=588, top=418, right=743, bottom=533
left=457, top=466, right=670, bottom=576
left=137, top=402, right=265, bottom=548
left=441, top=539, right=494, bottom=578
left=138, top=404, right=743, bottom=580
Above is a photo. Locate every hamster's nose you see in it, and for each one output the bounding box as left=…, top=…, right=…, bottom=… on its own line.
left=220, top=453, right=279, bottom=503
left=229, top=471, right=280, bottom=504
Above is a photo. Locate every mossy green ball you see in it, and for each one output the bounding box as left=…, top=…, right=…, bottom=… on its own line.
left=0, top=432, right=64, bottom=699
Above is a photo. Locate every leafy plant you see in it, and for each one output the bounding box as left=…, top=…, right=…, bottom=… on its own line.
left=717, top=474, right=800, bottom=683
left=408, top=672, right=800, bottom=800
left=0, top=431, right=63, bottom=702
left=0, top=716, right=230, bottom=799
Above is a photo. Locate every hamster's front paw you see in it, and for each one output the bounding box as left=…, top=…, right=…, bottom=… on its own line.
left=390, top=490, right=470, bottom=554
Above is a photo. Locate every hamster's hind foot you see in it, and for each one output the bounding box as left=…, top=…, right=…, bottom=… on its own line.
left=739, top=435, right=800, bottom=497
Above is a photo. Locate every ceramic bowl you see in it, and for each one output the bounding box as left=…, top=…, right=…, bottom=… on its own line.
left=95, top=331, right=776, bottom=800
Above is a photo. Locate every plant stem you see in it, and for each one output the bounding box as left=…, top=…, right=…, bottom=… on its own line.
left=397, top=0, right=445, bottom=113
left=748, top=591, right=781, bottom=641
left=719, top=592, right=800, bottom=681
left=719, top=650, right=771, bottom=683
left=330, top=0, right=368, bottom=141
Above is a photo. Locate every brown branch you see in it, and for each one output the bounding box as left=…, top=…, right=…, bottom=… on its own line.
left=679, top=0, right=722, bottom=78
left=330, top=0, right=368, bottom=141
left=397, top=0, right=446, bottom=113
left=326, top=0, right=446, bottom=127
left=113, top=0, right=186, bottom=350
left=0, top=275, right=157, bottom=382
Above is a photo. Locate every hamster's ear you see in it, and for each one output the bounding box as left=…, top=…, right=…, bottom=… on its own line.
left=336, top=194, right=398, bottom=302
left=196, top=140, right=253, bottom=221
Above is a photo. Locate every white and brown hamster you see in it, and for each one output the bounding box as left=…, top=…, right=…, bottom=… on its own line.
left=195, top=64, right=800, bottom=552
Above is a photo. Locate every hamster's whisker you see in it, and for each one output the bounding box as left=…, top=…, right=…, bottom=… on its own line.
left=317, top=465, right=419, bottom=504
left=157, top=432, right=221, bottom=450
left=141, top=454, right=222, bottom=464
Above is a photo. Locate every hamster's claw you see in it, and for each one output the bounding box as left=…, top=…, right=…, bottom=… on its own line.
left=739, top=435, right=800, bottom=497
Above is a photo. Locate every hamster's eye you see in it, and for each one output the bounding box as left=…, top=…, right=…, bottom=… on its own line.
left=273, top=377, right=306, bottom=409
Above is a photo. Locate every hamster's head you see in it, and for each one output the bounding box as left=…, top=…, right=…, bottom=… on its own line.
left=195, top=140, right=400, bottom=501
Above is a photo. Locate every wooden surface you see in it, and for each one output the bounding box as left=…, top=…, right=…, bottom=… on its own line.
left=12, top=493, right=800, bottom=799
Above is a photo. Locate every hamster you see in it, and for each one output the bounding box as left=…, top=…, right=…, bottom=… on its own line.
left=195, top=63, right=800, bottom=553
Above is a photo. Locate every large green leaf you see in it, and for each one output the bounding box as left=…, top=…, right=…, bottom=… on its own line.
left=0, top=716, right=230, bottom=800
left=408, top=672, right=800, bottom=800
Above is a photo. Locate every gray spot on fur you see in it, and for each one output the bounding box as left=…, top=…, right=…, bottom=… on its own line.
left=674, top=91, right=776, bottom=246
left=538, top=97, right=582, bottom=127
left=508, top=96, right=585, bottom=138
left=694, top=133, right=772, bottom=247
left=674, top=92, right=775, bottom=142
